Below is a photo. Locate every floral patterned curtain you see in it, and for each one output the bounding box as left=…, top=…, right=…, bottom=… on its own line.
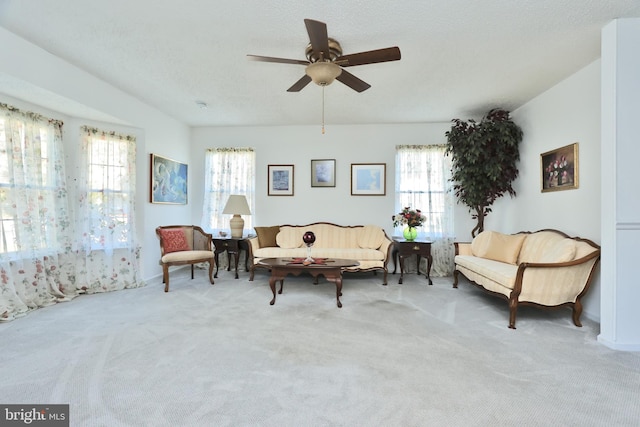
left=395, top=144, right=455, bottom=276
left=0, top=104, right=77, bottom=321
left=75, top=127, right=144, bottom=293
left=201, top=148, right=255, bottom=235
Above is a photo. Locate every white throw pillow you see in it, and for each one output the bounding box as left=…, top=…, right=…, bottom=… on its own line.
left=357, top=225, right=386, bottom=249
left=539, top=239, right=576, bottom=263
left=276, top=227, right=304, bottom=249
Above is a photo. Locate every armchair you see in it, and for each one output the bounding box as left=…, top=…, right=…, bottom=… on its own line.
left=156, top=225, right=215, bottom=292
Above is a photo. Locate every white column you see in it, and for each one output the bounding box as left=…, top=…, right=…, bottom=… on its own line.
left=599, top=18, right=640, bottom=351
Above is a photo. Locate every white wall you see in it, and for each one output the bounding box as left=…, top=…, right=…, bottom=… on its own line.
left=493, top=60, right=602, bottom=320
left=191, top=123, right=475, bottom=240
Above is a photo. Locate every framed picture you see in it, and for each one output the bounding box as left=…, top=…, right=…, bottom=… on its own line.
left=311, top=159, right=336, bottom=187
left=351, top=163, right=386, bottom=196
left=268, top=164, right=294, bottom=196
left=150, top=153, right=188, bottom=204
left=541, top=143, right=579, bottom=192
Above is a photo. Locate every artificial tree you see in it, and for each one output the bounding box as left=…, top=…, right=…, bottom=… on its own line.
left=445, top=108, right=523, bottom=237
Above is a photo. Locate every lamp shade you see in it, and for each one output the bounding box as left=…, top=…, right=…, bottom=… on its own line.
left=222, top=195, right=251, bottom=215
left=222, top=195, right=251, bottom=238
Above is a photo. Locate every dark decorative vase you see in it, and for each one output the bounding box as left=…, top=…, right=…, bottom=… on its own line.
left=303, top=231, right=316, bottom=262
left=303, top=231, right=316, bottom=245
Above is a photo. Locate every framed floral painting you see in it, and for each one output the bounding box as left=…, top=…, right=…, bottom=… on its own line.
left=541, top=143, right=579, bottom=192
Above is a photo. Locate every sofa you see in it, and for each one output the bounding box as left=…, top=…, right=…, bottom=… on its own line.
left=248, top=222, right=393, bottom=285
left=453, top=229, right=601, bottom=329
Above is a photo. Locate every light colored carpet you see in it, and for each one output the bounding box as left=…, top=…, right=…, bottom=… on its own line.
left=2, top=267, right=639, bottom=427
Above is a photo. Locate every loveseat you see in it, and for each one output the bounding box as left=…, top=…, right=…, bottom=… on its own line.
left=453, top=229, right=600, bottom=329
left=248, top=222, right=393, bottom=285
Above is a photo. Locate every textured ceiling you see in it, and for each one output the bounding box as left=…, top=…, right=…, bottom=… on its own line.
left=1, top=0, right=639, bottom=127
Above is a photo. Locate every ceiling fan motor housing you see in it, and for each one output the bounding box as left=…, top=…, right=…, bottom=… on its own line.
left=305, top=37, right=342, bottom=62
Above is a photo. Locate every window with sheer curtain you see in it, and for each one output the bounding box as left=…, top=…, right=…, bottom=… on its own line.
left=76, top=126, right=143, bottom=292
left=0, top=103, right=77, bottom=321
left=395, top=144, right=455, bottom=276
left=0, top=106, right=143, bottom=322
left=201, top=148, right=255, bottom=235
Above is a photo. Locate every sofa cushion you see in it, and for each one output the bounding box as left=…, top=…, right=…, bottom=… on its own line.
left=160, top=228, right=190, bottom=253
left=471, top=231, right=526, bottom=265
left=162, top=250, right=213, bottom=263
left=276, top=227, right=304, bottom=249
left=255, top=226, right=280, bottom=248
left=357, top=225, right=386, bottom=249
left=253, top=247, right=384, bottom=261
left=539, top=239, right=576, bottom=263
left=455, top=255, right=519, bottom=289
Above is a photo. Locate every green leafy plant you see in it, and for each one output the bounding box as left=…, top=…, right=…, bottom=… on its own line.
left=445, top=109, right=523, bottom=237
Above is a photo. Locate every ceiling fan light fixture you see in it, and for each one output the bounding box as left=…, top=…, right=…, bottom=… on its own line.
left=305, top=62, right=342, bottom=86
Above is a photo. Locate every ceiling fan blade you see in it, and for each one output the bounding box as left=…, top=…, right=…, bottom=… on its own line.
left=304, top=19, right=330, bottom=60
left=336, top=70, right=371, bottom=92
left=339, top=47, right=401, bottom=67
left=287, top=75, right=312, bottom=92
left=247, top=54, right=309, bottom=66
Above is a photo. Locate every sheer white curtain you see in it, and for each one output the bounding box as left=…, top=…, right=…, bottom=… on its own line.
left=0, top=104, right=77, bottom=321
left=201, top=148, right=255, bottom=235
left=395, top=145, right=455, bottom=276
left=75, top=126, right=144, bottom=293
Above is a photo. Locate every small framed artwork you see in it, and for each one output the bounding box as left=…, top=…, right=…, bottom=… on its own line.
left=541, top=143, right=579, bottom=193
left=351, top=163, right=386, bottom=196
left=311, top=159, right=336, bottom=187
left=268, top=164, right=294, bottom=196
left=150, top=153, right=188, bottom=204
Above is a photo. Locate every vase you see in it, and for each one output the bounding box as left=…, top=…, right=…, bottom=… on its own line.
left=403, top=227, right=418, bottom=241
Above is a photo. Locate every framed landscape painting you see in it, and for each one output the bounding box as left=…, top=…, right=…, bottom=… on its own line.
left=351, top=163, right=386, bottom=196
left=311, top=159, right=336, bottom=187
left=268, top=164, right=294, bottom=196
left=150, top=153, right=188, bottom=204
left=541, top=143, right=579, bottom=193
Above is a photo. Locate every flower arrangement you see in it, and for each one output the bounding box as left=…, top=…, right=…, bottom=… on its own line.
left=392, top=207, right=426, bottom=228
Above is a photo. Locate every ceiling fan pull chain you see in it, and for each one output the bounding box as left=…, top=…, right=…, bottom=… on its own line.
left=321, top=86, right=325, bottom=134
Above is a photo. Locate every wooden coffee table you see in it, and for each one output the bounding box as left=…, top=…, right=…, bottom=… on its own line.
left=257, top=258, right=359, bottom=308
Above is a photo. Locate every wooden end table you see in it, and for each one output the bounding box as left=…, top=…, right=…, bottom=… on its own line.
left=212, top=237, right=250, bottom=279
left=256, top=258, right=359, bottom=308
left=392, top=238, right=433, bottom=285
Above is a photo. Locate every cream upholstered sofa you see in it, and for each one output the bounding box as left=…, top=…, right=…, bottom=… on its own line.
left=453, top=229, right=600, bottom=329
left=248, top=222, right=393, bottom=285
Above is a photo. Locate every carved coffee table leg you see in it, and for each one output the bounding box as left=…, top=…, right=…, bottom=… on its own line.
left=335, top=275, right=343, bottom=308
left=269, top=276, right=277, bottom=305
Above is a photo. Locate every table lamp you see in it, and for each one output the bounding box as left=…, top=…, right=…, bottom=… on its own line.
left=222, top=195, right=251, bottom=238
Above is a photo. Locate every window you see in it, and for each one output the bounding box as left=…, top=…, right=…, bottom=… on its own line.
left=201, top=148, right=255, bottom=234
left=395, top=145, right=453, bottom=236
left=0, top=108, right=66, bottom=255
left=79, top=127, right=136, bottom=250
left=395, top=144, right=455, bottom=276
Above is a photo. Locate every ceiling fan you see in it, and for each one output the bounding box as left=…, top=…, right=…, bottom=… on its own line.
left=247, top=19, right=401, bottom=93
